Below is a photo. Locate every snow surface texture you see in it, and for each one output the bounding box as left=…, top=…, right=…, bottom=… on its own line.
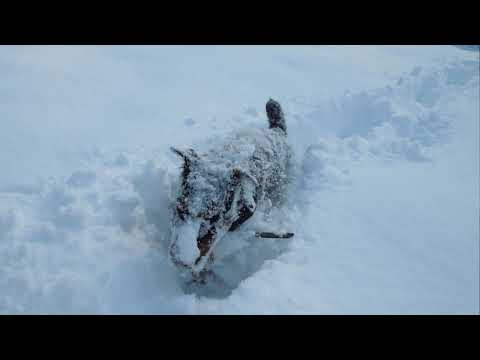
left=0, top=46, right=478, bottom=314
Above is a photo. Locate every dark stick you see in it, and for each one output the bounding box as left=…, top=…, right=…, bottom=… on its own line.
left=255, top=232, right=294, bottom=239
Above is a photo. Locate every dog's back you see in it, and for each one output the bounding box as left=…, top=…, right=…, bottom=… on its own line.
left=199, top=99, right=291, bottom=208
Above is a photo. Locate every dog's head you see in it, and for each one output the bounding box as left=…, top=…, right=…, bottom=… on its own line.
left=169, top=147, right=246, bottom=269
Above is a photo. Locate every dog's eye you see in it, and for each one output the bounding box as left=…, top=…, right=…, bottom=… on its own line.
left=176, top=196, right=189, bottom=220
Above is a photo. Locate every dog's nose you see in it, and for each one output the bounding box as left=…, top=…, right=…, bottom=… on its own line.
left=171, top=220, right=202, bottom=267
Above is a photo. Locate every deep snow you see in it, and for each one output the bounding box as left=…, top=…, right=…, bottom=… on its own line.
left=0, top=45, right=478, bottom=314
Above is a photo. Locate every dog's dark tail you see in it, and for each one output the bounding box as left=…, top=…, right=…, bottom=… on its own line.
left=266, top=98, right=287, bottom=134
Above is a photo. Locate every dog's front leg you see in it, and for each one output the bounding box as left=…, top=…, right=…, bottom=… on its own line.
left=228, top=175, right=258, bottom=232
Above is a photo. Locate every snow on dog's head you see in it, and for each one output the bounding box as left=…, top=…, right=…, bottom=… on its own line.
left=168, top=146, right=235, bottom=269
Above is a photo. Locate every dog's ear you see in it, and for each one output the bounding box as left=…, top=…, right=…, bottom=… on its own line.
left=231, top=167, right=258, bottom=187
left=170, top=147, right=199, bottom=163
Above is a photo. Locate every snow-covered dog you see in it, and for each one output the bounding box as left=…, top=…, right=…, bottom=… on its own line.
left=169, top=99, right=292, bottom=279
